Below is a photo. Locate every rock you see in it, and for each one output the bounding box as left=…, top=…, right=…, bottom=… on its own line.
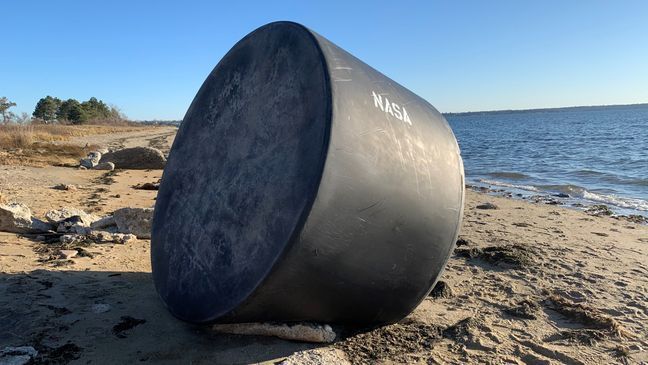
left=429, top=280, right=454, bottom=299
left=553, top=193, right=570, bottom=198
left=0, top=203, right=52, bottom=233
left=90, top=216, right=116, bottom=230
left=52, top=183, right=77, bottom=191
left=60, top=234, right=83, bottom=245
left=113, top=207, right=153, bottom=238
left=213, top=322, right=336, bottom=343
left=456, top=237, right=470, bottom=246
left=0, top=346, right=38, bottom=365
left=93, top=161, right=115, bottom=171
left=476, top=202, right=498, bottom=210
left=100, top=147, right=166, bottom=169
left=45, top=207, right=99, bottom=225
left=585, top=204, right=614, bottom=217
left=0, top=203, right=32, bottom=233
left=114, top=233, right=137, bottom=244
left=78, top=166, right=87, bottom=170
left=133, top=182, right=159, bottom=190
left=59, top=249, right=78, bottom=259
left=80, top=151, right=102, bottom=168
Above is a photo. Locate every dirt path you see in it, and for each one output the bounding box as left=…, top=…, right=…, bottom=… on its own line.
left=63, top=125, right=177, bottom=155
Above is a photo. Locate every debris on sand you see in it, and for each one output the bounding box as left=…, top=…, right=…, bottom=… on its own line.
left=616, top=214, right=648, bottom=224
left=112, top=316, right=146, bottom=338
left=455, top=237, right=470, bottom=246
left=52, top=183, right=77, bottom=191
left=133, top=182, right=160, bottom=190
left=336, top=319, right=442, bottom=364
left=429, top=281, right=454, bottom=299
left=113, top=207, right=153, bottom=239
left=585, top=204, right=614, bottom=217
left=44, top=207, right=99, bottom=226
left=58, top=249, right=78, bottom=259
left=476, top=202, right=498, bottom=210
left=92, top=161, right=115, bottom=171
left=80, top=151, right=102, bottom=169
left=213, top=322, right=336, bottom=343
left=455, top=244, right=535, bottom=268
left=504, top=299, right=541, bottom=320
left=546, top=294, right=630, bottom=338
left=100, top=146, right=166, bottom=169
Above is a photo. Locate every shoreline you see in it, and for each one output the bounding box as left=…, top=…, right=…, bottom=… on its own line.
left=466, top=181, right=648, bottom=221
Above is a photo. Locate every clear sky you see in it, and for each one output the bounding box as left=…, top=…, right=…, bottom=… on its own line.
left=3, top=0, right=647, bottom=120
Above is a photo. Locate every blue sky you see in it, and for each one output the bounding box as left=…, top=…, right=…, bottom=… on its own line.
left=3, top=0, right=647, bottom=120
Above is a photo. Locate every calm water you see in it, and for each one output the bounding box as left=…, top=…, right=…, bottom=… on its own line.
left=445, top=104, right=648, bottom=216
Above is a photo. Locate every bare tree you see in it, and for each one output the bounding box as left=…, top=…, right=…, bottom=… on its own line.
left=0, top=97, right=17, bottom=124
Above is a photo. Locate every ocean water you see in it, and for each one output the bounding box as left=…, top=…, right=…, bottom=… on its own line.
left=445, top=104, right=648, bottom=217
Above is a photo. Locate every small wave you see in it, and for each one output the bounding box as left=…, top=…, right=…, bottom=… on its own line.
left=582, top=191, right=648, bottom=212
left=486, top=171, right=531, bottom=180
left=478, top=179, right=540, bottom=192
left=536, top=184, right=587, bottom=196
left=569, top=170, right=648, bottom=187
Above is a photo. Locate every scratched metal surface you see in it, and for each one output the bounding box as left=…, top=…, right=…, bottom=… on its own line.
left=151, top=22, right=464, bottom=325
left=226, top=26, right=464, bottom=325
left=151, top=22, right=330, bottom=323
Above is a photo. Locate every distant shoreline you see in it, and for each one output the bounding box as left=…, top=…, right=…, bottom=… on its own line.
left=442, top=102, right=648, bottom=117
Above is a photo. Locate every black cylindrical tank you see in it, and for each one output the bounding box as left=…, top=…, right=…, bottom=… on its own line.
left=151, top=21, right=464, bottom=325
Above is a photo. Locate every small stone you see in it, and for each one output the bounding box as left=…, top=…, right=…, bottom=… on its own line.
left=93, top=161, right=115, bottom=171
left=585, top=204, right=613, bottom=217
left=59, top=249, right=78, bottom=259
left=476, top=202, right=498, bottom=210
left=429, top=280, right=454, bottom=299
left=78, top=166, right=87, bottom=170
left=52, top=183, right=77, bottom=191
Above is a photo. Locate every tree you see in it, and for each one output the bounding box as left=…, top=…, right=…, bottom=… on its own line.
left=0, top=97, right=17, bottom=124
left=57, top=98, right=81, bottom=121
left=33, top=96, right=62, bottom=121
left=67, top=103, right=88, bottom=124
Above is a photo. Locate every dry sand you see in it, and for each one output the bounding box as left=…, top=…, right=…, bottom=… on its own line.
left=1, top=127, right=647, bottom=364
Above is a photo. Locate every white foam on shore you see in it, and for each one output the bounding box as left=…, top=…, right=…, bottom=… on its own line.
left=476, top=178, right=648, bottom=212
left=478, top=179, right=540, bottom=192
left=582, top=191, right=648, bottom=212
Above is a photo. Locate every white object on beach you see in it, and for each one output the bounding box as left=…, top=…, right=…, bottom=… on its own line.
left=212, top=322, right=336, bottom=343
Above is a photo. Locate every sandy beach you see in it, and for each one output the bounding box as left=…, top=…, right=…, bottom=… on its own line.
left=1, top=127, right=647, bottom=364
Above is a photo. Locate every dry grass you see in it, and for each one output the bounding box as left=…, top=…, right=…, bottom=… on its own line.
left=0, top=124, right=148, bottom=167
